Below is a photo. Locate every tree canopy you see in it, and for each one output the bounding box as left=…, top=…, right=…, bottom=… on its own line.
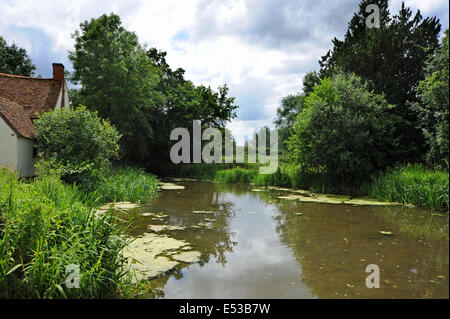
left=69, top=14, right=237, bottom=169
left=319, top=0, right=442, bottom=161
left=0, top=36, right=36, bottom=76
left=413, top=29, right=449, bottom=168
left=288, top=72, right=402, bottom=185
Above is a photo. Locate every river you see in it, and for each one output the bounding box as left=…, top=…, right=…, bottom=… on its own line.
left=122, top=180, right=449, bottom=299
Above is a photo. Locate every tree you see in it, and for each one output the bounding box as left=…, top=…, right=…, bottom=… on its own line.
left=35, top=106, right=121, bottom=182
left=0, top=36, right=36, bottom=76
left=69, top=14, right=163, bottom=165
left=319, top=0, right=442, bottom=161
left=274, top=71, right=318, bottom=154
left=413, top=30, right=449, bottom=168
left=302, top=71, right=320, bottom=95
left=69, top=14, right=238, bottom=170
left=288, top=72, right=401, bottom=186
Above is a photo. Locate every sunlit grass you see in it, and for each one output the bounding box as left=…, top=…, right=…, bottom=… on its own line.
left=0, top=168, right=138, bottom=298
left=0, top=166, right=160, bottom=298
left=80, top=166, right=158, bottom=204
left=368, top=164, right=449, bottom=211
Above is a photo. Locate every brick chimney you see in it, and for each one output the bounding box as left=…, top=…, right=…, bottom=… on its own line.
left=52, top=63, right=65, bottom=81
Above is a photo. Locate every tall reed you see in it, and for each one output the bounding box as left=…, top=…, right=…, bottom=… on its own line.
left=368, top=164, right=449, bottom=211
left=0, top=168, right=134, bottom=298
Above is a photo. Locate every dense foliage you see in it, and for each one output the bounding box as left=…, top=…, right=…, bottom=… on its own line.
left=274, top=71, right=320, bottom=154
left=368, top=164, right=449, bottom=211
left=0, top=36, right=36, bottom=76
left=0, top=169, right=130, bottom=298
left=413, top=30, right=449, bottom=169
left=68, top=14, right=162, bottom=165
left=35, top=106, right=121, bottom=183
left=287, top=73, right=401, bottom=186
left=319, top=0, right=441, bottom=162
left=69, top=14, right=238, bottom=170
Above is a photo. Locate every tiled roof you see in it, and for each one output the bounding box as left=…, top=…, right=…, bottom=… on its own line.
left=0, top=73, right=62, bottom=119
left=0, top=96, right=38, bottom=139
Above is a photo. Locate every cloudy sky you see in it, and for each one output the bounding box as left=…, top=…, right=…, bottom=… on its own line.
left=1, top=0, right=448, bottom=144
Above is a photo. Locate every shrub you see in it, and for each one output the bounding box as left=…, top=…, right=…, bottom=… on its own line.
left=34, top=106, right=121, bottom=183
left=287, top=72, right=402, bottom=187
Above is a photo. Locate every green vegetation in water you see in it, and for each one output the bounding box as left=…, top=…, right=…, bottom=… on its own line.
left=215, top=167, right=257, bottom=184
left=80, top=166, right=159, bottom=205
left=367, top=164, right=449, bottom=211
left=214, top=163, right=449, bottom=212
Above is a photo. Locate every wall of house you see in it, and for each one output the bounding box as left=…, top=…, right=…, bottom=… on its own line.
left=0, top=116, right=19, bottom=172
left=17, top=137, right=36, bottom=177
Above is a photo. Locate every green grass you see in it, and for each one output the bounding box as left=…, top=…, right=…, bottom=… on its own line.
left=0, top=166, right=160, bottom=298
left=165, top=162, right=258, bottom=180
left=215, top=167, right=257, bottom=183
left=214, top=163, right=449, bottom=211
left=79, top=166, right=158, bottom=204
left=367, top=164, right=449, bottom=211
left=0, top=168, right=136, bottom=298
left=215, top=164, right=353, bottom=194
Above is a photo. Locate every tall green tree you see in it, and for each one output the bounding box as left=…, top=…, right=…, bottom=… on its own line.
left=146, top=47, right=237, bottom=169
left=274, top=71, right=319, bottom=154
left=413, top=30, right=449, bottom=169
left=69, top=14, right=163, bottom=165
left=0, top=36, right=36, bottom=76
left=319, top=0, right=441, bottom=161
left=288, top=72, right=401, bottom=186
left=69, top=14, right=238, bottom=169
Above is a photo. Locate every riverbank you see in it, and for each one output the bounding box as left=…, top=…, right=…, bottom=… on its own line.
left=0, top=166, right=158, bottom=298
left=213, top=164, right=448, bottom=211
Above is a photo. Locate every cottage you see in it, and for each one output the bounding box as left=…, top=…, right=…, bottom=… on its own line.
left=0, top=63, right=70, bottom=177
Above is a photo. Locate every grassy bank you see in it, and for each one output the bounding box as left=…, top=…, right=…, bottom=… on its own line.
left=214, top=164, right=449, bottom=211
left=215, top=164, right=351, bottom=194
left=367, top=164, right=449, bottom=211
left=163, top=162, right=257, bottom=180
left=0, top=166, right=158, bottom=298
left=79, top=166, right=159, bottom=204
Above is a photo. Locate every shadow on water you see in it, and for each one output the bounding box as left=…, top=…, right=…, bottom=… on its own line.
left=122, top=181, right=449, bottom=299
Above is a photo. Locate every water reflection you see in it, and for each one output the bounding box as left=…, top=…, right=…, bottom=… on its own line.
left=126, top=181, right=449, bottom=299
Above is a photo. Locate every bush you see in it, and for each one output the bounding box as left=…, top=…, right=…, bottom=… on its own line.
left=35, top=106, right=121, bottom=183
left=0, top=168, right=131, bottom=298
left=287, top=72, right=402, bottom=187
left=367, top=164, right=449, bottom=211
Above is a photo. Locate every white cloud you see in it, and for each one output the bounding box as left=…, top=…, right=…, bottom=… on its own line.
left=1, top=0, right=448, bottom=144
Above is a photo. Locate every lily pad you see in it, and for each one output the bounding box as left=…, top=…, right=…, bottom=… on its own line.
left=122, top=233, right=190, bottom=280
left=193, top=210, right=215, bottom=214
left=148, top=225, right=185, bottom=232
left=171, top=251, right=202, bottom=263
left=159, top=182, right=185, bottom=190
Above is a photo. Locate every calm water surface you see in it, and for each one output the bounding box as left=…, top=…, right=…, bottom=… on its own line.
left=125, top=181, right=449, bottom=299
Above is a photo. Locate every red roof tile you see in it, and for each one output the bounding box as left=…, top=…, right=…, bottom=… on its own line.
left=0, top=73, right=63, bottom=119
left=0, top=97, right=37, bottom=139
